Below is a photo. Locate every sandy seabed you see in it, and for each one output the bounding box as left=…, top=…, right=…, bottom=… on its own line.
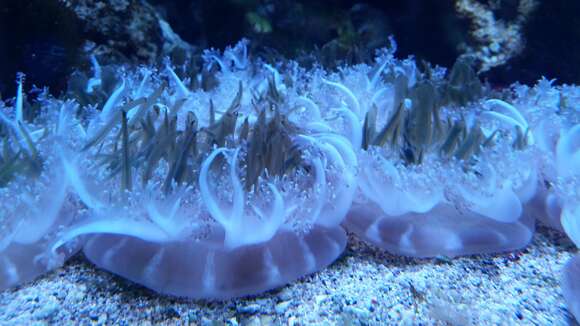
left=0, top=225, right=576, bottom=326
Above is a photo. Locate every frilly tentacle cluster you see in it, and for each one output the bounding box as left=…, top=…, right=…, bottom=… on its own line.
left=0, top=39, right=578, bottom=311
left=507, top=79, right=580, bottom=320
left=0, top=88, right=85, bottom=290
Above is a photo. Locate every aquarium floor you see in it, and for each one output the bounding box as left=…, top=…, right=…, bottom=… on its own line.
left=0, top=225, right=577, bottom=325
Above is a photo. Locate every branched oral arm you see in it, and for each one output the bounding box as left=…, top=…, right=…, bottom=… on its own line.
left=13, top=175, right=68, bottom=245
left=249, top=182, right=286, bottom=242
left=329, top=107, right=362, bottom=149
left=322, top=78, right=361, bottom=117
left=294, top=135, right=328, bottom=222
left=100, top=78, right=126, bottom=122
left=293, top=96, right=322, bottom=121
left=58, top=148, right=104, bottom=211
left=199, top=148, right=236, bottom=231
left=556, top=124, right=580, bottom=178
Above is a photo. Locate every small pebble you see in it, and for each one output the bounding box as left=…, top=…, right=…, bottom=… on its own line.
left=33, top=296, right=59, bottom=320
left=275, top=301, right=291, bottom=314
left=343, top=306, right=371, bottom=320
left=237, top=304, right=261, bottom=315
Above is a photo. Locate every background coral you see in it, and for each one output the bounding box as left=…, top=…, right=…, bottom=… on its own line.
left=455, top=0, right=539, bottom=73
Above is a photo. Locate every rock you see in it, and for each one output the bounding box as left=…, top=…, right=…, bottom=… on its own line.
left=314, top=295, right=328, bottom=305
left=275, top=301, right=291, bottom=314
left=277, top=288, right=293, bottom=301
left=59, top=0, right=192, bottom=63
left=33, top=295, right=60, bottom=320
left=97, top=313, right=108, bottom=324
left=241, top=316, right=261, bottom=326
left=287, top=316, right=299, bottom=326
left=237, top=303, right=261, bottom=315
left=343, top=306, right=371, bottom=321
